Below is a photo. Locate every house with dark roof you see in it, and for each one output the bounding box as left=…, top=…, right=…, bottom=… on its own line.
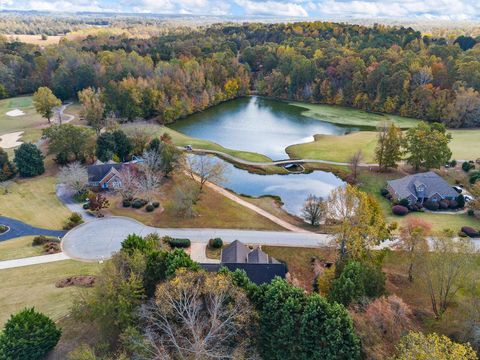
left=387, top=171, right=458, bottom=205
left=201, top=240, right=286, bottom=285
left=87, top=162, right=126, bottom=190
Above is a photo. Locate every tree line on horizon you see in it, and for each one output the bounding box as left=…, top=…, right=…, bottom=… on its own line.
left=0, top=21, right=480, bottom=127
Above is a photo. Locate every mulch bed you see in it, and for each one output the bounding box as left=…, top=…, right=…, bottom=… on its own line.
left=55, top=276, right=96, bottom=288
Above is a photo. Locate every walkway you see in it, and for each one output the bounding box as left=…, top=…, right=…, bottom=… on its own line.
left=0, top=253, right=70, bottom=270
left=0, top=216, right=66, bottom=241
left=56, top=184, right=96, bottom=222
left=183, top=147, right=377, bottom=168
left=62, top=217, right=333, bottom=261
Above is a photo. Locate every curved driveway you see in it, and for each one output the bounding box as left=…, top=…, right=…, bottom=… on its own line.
left=0, top=216, right=66, bottom=241
left=62, top=217, right=333, bottom=261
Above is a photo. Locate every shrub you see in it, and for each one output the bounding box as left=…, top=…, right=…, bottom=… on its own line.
left=329, top=261, right=385, bottom=306
left=450, top=160, right=457, bottom=168
left=73, top=190, right=88, bottom=203
left=399, top=198, right=410, bottom=207
left=146, top=204, right=154, bottom=212
left=439, top=200, right=449, bottom=210
left=208, top=237, right=223, bottom=249
left=458, top=231, right=468, bottom=238
left=0, top=224, right=7, bottom=233
left=424, top=200, right=440, bottom=211
left=448, top=200, right=458, bottom=209
left=82, top=203, right=90, bottom=210
left=168, top=238, right=191, bottom=248
left=32, top=235, right=51, bottom=246
left=122, top=199, right=131, bottom=207
left=470, top=171, right=480, bottom=184
left=152, top=201, right=160, bottom=208
left=462, top=161, right=474, bottom=172
left=43, top=242, right=61, bottom=254
left=457, top=194, right=465, bottom=208
left=461, top=226, right=480, bottom=238
left=380, top=188, right=389, bottom=197
left=63, top=212, right=83, bottom=230
left=392, top=205, right=409, bottom=216
left=121, top=234, right=156, bottom=255
left=468, top=209, right=475, bottom=216
left=0, top=308, right=61, bottom=360
left=132, top=198, right=147, bottom=209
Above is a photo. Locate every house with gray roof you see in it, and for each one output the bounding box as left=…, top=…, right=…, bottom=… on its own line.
left=201, top=240, right=286, bottom=285
left=87, top=163, right=127, bottom=190
left=387, top=171, right=458, bottom=205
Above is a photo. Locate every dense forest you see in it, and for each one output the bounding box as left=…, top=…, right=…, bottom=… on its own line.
left=1, top=21, right=480, bottom=127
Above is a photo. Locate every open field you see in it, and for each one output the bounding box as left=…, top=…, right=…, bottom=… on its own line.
left=287, top=129, right=480, bottom=163
left=5, top=34, right=64, bottom=46
left=0, top=175, right=71, bottom=229
left=108, top=174, right=282, bottom=231
left=0, top=260, right=102, bottom=327
left=290, top=101, right=419, bottom=129
left=122, top=123, right=273, bottom=163
left=0, top=236, right=43, bottom=261
left=0, top=96, right=46, bottom=136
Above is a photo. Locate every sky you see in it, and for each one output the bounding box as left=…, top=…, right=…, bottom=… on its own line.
left=1, top=0, right=480, bottom=21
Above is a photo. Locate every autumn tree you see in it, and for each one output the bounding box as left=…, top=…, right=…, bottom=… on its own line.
left=32, top=86, right=61, bottom=124
left=87, top=192, right=109, bottom=217
left=58, top=161, right=88, bottom=195
left=43, top=124, right=94, bottom=164
left=393, top=331, right=477, bottom=360
left=349, top=149, right=363, bottom=181
left=185, top=155, right=227, bottom=195
left=418, top=230, right=475, bottom=318
left=301, top=194, right=325, bottom=226
left=326, top=185, right=390, bottom=260
left=404, top=122, right=452, bottom=170
left=137, top=271, right=257, bottom=359
left=375, top=122, right=403, bottom=171
left=78, top=87, right=105, bottom=135
left=397, top=218, right=432, bottom=282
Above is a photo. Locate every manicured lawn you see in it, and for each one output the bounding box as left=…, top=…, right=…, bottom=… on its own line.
left=0, top=236, right=43, bottom=261
left=0, top=260, right=102, bottom=327
left=286, top=131, right=377, bottom=163
left=287, top=129, right=480, bottom=164
left=108, top=175, right=282, bottom=231
left=0, top=96, right=46, bottom=136
left=122, top=123, right=273, bottom=163
left=0, top=175, right=71, bottom=229
left=357, top=169, right=480, bottom=233
left=289, top=101, right=419, bottom=129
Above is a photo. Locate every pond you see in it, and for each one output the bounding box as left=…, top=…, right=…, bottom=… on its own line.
left=197, top=156, right=345, bottom=216
left=171, top=96, right=355, bottom=160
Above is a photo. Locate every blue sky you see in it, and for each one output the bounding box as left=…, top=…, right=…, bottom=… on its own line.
left=1, top=0, right=480, bottom=20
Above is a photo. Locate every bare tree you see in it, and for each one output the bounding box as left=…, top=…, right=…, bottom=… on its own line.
left=412, top=65, right=433, bottom=87
left=349, top=149, right=363, bottom=182
left=136, top=169, right=162, bottom=205
left=172, top=180, right=199, bottom=218
left=58, top=161, right=88, bottom=194
left=137, top=271, right=256, bottom=360
left=301, top=194, right=325, bottom=226
left=185, top=155, right=227, bottom=193
left=418, top=230, right=475, bottom=318
left=141, top=149, right=162, bottom=174
left=116, top=166, right=139, bottom=200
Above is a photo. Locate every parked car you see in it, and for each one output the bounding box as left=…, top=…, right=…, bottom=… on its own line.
left=453, top=186, right=463, bottom=194
left=464, top=195, right=474, bottom=203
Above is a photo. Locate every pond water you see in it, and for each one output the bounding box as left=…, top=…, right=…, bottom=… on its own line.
left=198, top=156, right=345, bottom=216
left=171, top=96, right=354, bottom=160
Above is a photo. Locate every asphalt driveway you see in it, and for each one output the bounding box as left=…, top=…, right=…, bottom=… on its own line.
left=0, top=216, right=66, bottom=241
left=62, top=217, right=334, bottom=261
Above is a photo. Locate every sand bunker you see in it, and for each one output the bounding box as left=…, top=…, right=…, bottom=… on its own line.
left=0, top=131, right=23, bottom=148
left=6, top=109, right=25, bottom=117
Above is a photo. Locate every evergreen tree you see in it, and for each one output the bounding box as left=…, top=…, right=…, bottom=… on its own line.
left=14, top=143, right=44, bottom=177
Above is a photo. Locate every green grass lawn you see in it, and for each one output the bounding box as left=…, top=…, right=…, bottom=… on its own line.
left=0, top=175, right=71, bottom=229
left=0, top=260, right=102, bottom=327
left=357, top=169, right=480, bottom=233
left=122, top=123, right=273, bottom=163
left=0, top=236, right=44, bottom=261
left=0, top=96, right=46, bottom=136
left=289, top=102, right=419, bottom=129
left=287, top=129, right=480, bottom=164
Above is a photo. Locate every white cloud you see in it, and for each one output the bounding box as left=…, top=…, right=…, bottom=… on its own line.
left=236, top=0, right=308, bottom=17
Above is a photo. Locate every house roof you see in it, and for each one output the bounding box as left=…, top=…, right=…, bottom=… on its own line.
left=387, top=171, right=458, bottom=200
left=201, top=263, right=286, bottom=285
left=87, top=164, right=124, bottom=183
left=221, top=240, right=250, bottom=263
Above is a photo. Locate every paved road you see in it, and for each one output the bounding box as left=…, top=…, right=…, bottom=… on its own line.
left=0, top=216, right=66, bottom=241
left=0, top=253, right=70, bottom=270
left=62, top=217, right=333, bottom=261
left=182, top=147, right=377, bottom=168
